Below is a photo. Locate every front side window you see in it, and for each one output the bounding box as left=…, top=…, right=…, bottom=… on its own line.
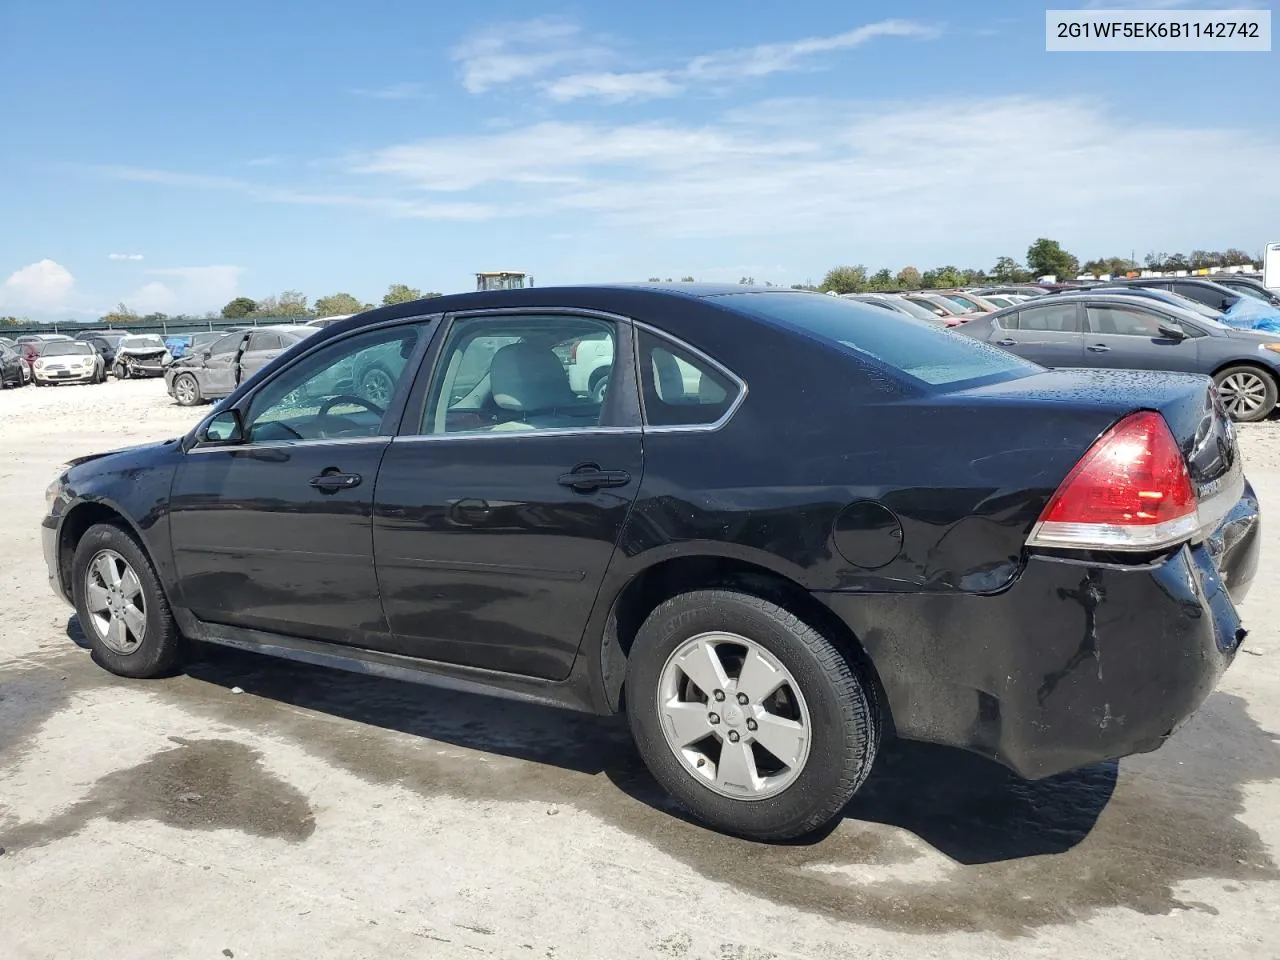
left=1086, top=305, right=1169, bottom=337
left=637, top=330, right=739, bottom=427
left=243, top=324, right=424, bottom=443
left=209, top=333, right=242, bottom=357
left=421, top=315, right=619, bottom=435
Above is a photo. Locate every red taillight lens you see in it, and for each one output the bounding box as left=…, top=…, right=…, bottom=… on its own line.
left=570, top=341, right=579, bottom=362
left=1028, top=411, right=1199, bottom=551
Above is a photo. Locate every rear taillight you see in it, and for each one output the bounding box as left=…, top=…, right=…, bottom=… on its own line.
left=1027, top=411, right=1199, bottom=552
left=570, top=341, right=580, bottom=362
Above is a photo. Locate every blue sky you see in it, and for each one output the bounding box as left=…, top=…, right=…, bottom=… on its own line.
left=1, top=0, right=1276, bottom=318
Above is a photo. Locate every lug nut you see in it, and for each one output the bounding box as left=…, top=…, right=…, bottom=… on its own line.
left=727, top=730, right=741, bottom=743
left=708, top=713, right=720, bottom=725
left=736, top=692, right=749, bottom=705
left=696, top=758, right=706, bottom=768
left=746, top=718, right=757, bottom=731
left=713, top=690, right=726, bottom=702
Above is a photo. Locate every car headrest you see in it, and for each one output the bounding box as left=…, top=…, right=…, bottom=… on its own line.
left=490, top=341, right=574, bottom=413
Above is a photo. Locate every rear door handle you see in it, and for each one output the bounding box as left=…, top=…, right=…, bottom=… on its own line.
left=310, top=471, right=362, bottom=492
left=995, top=338, right=1017, bottom=346
left=557, top=466, right=632, bottom=492
left=1087, top=344, right=1111, bottom=352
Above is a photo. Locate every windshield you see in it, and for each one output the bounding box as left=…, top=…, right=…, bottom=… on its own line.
left=878, top=296, right=940, bottom=322
left=43, top=342, right=94, bottom=357
left=713, top=292, right=1039, bottom=388
left=120, top=335, right=166, bottom=349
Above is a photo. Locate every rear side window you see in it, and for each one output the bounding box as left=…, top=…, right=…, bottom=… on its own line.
left=1086, top=305, right=1167, bottom=337
left=713, top=292, right=1038, bottom=389
left=1010, top=303, right=1080, bottom=332
left=637, top=330, right=739, bottom=427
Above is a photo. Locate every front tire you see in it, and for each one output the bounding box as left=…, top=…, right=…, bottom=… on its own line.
left=1214, top=365, right=1277, bottom=422
left=172, top=372, right=202, bottom=406
left=71, top=523, right=182, bottom=678
left=627, top=589, right=879, bottom=841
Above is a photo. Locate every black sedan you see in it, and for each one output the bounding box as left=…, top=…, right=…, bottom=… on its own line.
left=1, top=341, right=28, bottom=388
left=41, top=285, right=1259, bottom=840
left=959, top=291, right=1280, bottom=421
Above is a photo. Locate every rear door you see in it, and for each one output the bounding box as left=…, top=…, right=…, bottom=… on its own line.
left=991, top=302, right=1083, bottom=367
left=1082, top=302, right=1204, bottom=372
left=372, top=310, right=643, bottom=680
left=240, top=331, right=284, bottom=380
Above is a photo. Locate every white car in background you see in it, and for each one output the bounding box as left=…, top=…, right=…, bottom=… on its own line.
left=32, top=341, right=106, bottom=386
left=555, top=332, right=708, bottom=402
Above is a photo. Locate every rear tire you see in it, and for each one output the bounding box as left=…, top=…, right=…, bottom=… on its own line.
left=71, top=523, right=182, bottom=679
left=1214, top=365, right=1277, bottom=422
left=626, top=589, right=879, bottom=841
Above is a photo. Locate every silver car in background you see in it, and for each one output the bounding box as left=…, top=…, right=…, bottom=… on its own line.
left=164, top=325, right=315, bottom=406
left=112, top=334, right=172, bottom=379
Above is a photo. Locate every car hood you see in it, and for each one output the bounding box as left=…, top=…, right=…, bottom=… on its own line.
left=118, top=345, right=168, bottom=357
left=66, top=437, right=182, bottom=473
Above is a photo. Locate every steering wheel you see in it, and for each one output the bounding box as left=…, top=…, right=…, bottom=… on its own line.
left=319, top=394, right=385, bottom=419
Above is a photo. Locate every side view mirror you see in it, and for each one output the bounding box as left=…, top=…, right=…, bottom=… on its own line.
left=1157, top=324, right=1186, bottom=340
left=201, top=409, right=244, bottom=444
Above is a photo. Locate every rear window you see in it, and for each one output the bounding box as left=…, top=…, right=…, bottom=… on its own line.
left=712, top=292, right=1039, bottom=389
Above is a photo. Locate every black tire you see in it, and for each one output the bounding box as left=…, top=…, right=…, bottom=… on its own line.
left=172, top=372, right=202, bottom=406
left=114, top=363, right=129, bottom=379
left=588, top=367, right=610, bottom=403
left=626, top=589, right=879, bottom=841
left=71, top=523, right=182, bottom=679
left=1214, top=365, right=1277, bottom=422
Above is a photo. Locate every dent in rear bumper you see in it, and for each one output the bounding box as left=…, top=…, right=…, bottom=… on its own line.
left=818, top=493, right=1258, bottom=779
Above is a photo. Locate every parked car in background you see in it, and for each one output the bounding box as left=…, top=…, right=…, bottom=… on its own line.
left=43, top=284, right=1259, bottom=842
left=163, top=331, right=222, bottom=360
left=165, top=325, right=315, bottom=406
left=75, top=330, right=130, bottom=367
left=306, top=314, right=354, bottom=328
left=960, top=291, right=1280, bottom=420
left=1200, top=274, right=1280, bottom=309
left=32, top=340, right=106, bottom=386
left=0, top=342, right=28, bottom=388
left=16, top=335, right=74, bottom=376
left=112, top=335, right=172, bottom=378
left=1109, top=278, right=1280, bottom=330
left=902, top=293, right=975, bottom=326
left=939, top=291, right=1001, bottom=314
left=841, top=293, right=953, bottom=326
left=978, top=294, right=1029, bottom=309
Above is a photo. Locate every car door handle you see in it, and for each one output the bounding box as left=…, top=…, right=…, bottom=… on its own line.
left=309, top=471, right=362, bottom=492
left=557, top=466, right=632, bottom=492
left=995, top=338, right=1018, bottom=346
left=1087, top=344, right=1111, bottom=352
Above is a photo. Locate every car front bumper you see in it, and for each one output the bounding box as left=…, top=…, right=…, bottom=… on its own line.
left=34, top=368, right=96, bottom=384
left=820, top=482, right=1261, bottom=779
left=118, top=358, right=168, bottom=377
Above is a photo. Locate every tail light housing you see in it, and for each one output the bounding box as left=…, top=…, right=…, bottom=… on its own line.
left=1027, top=411, right=1199, bottom=552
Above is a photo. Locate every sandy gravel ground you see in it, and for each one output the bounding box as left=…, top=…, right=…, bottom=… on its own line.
left=2, top=377, right=1279, bottom=960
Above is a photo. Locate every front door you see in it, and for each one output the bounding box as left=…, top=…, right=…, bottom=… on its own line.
left=200, top=332, right=245, bottom=397
left=240, top=330, right=284, bottom=380
left=373, top=312, right=643, bottom=680
left=1082, top=302, right=1203, bottom=372
left=169, top=321, right=430, bottom=644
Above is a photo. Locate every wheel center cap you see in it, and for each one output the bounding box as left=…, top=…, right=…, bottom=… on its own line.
left=723, top=704, right=743, bottom=726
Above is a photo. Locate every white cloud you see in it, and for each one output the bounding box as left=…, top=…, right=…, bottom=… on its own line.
left=1, top=259, right=75, bottom=311
left=108, top=252, right=144, bottom=261
left=450, top=17, right=606, bottom=94
left=91, top=97, right=1280, bottom=266
left=545, top=20, right=938, bottom=102
left=246, top=156, right=281, bottom=167
left=123, top=265, right=242, bottom=315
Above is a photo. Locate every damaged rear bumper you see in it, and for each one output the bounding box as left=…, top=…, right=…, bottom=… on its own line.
left=819, top=482, right=1261, bottom=780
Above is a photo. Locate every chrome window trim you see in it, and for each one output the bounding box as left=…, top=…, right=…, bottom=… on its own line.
left=188, top=436, right=390, bottom=455
left=632, top=321, right=748, bottom=434
left=392, top=426, right=642, bottom=445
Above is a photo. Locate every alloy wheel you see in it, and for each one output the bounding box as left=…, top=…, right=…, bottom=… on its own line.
left=656, top=632, right=811, bottom=800
left=361, top=367, right=395, bottom=407
left=1218, top=371, right=1268, bottom=419
left=174, top=376, right=196, bottom=404
left=84, top=549, right=147, bottom=655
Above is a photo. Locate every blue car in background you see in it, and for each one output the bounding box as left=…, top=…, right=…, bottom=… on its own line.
left=164, top=331, right=221, bottom=360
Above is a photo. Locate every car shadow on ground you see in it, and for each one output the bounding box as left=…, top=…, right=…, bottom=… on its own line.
left=71, top=623, right=1111, bottom=866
